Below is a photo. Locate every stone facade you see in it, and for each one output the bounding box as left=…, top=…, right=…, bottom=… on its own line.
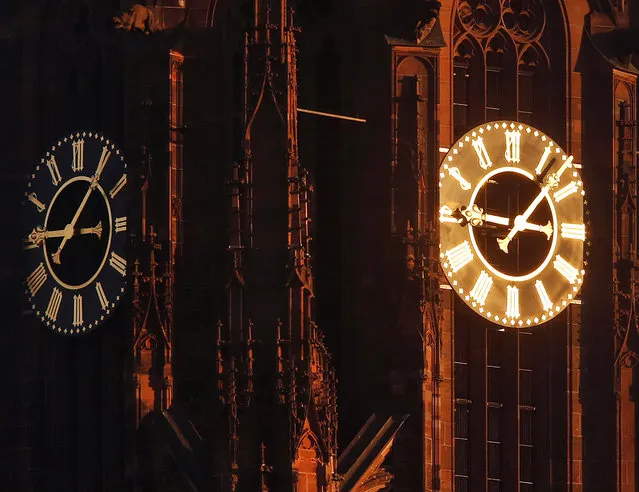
left=1, top=0, right=638, bottom=491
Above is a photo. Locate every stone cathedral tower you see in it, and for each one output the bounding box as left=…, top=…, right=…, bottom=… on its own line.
left=212, top=0, right=339, bottom=489
left=10, top=0, right=639, bottom=491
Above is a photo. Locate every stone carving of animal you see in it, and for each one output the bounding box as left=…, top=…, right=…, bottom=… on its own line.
left=113, top=4, right=160, bottom=34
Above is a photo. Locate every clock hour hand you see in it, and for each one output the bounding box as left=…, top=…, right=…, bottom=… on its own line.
left=537, top=157, right=556, bottom=184
left=24, top=222, right=103, bottom=250
left=520, top=220, right=553, bottom=239
left=454, top=204, right=510, bottom=227
left=77, top=222, right=103, bottom=239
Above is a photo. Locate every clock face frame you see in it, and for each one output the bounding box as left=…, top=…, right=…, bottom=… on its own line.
left=439, top=121, right=585, bottom=328
left=23, top=132, right=128, bottom=335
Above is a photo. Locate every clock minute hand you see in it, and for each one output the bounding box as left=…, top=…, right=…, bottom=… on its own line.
left=51, top=148, right=110, bottom=264
left=51, top=186, right=94, bottom=264
left=497, top=185, right=550, bottom=253
left=536, top=157, right=556, bottom=184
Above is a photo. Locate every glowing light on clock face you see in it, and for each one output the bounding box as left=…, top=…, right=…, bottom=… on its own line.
left=465, top=166, right=559, bottom=282
left=439, top=121, right=585, bottom=328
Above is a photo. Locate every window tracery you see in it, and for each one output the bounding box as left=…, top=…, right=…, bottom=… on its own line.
left=452, top=0, right=550, bottom=137
left=451, top=0, right=563, bottom=490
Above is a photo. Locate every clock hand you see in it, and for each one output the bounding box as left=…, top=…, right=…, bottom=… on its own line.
left=51, top=186, right=94, bottom=264
left=51, top=155, right=109, bottom=264
left=544, top=155, right=574, bottom=189
left=25, top=224, right=74, bottom=250
left=23, top=226, right=47, bottom=249
left=537, top=157, right=556, bottom=184
left=457, top=204, right=551, bottom=239
left=454, top=204, right=510, bottom=227
left=498, top=156, right=573, bottom=251
left=518, top=220, right=553, bottom=239
left=24, top=222, right=103, bottom=249
left=497, top=185, right=550, bottom=253
left=78, top=222, right=103, bottom=239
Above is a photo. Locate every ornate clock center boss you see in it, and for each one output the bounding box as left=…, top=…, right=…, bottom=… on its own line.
left=439, top=122, right=585, bottom=327
left=23, top=132, right=128, bottom=335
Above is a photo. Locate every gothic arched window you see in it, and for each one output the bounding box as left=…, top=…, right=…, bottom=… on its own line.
left=485, top=32, right=517, bottom=121
left=450, top=0, right=566, bottom=490
left=453, top=38, right=483, bottom=140
left=452, top=0, right=552, bottom=135
left=518, top=46, right=549, bottom=126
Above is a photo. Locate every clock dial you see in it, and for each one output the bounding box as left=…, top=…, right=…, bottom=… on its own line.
left=23, top=132, right=128, bottom=335
left=439, top=121, right=584, bottom=327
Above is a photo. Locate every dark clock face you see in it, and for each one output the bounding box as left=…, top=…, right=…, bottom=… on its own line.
left=23, top=132, right=128, bottom=335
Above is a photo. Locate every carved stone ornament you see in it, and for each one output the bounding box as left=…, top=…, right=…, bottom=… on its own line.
left=113, top=4, right=161, bottom=34
left=416, top=18, right=437, bottom=44
left=456, top=0, right=501, bottom=38
left=415, top=1, right=442, bottom=44
left=619, top=350, right=639, bottom=369
left=455, top=0, right=545, bottom=44
left=501, top=0, right=545, bottom=43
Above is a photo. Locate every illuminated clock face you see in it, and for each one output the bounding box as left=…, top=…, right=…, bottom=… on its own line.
left=23, top=132, right=128, bottom=335
left=439, top=121, right=584, bottom=328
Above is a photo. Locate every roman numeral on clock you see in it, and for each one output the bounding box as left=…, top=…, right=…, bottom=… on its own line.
left=504, top=130, right=521, bottom=163
left=46, top=156, right=62, bottom=186
left=72, top=139, right=84, bottom=172
left=45, top=287, right=63, bottom=322
left=561, top=223, right=585, bottom=241
left=73, top=295, right=83, bottom=326
left=444, top=241, right=474, bottom=273
left=535, top=144, right=553, bottom=175
left=553, top=181, right=579, bottom=202
left=469, top=271, right=493, bottom=306
left=472, top=137, right=492, bottom=169
left=554, top=254, right=579, bottom=283
left=439, top=205, right=459, bottom=224
left=27, top=192, right=46, bottom=212
left=448, top=167, right=472, bottom=190
left=555, top=155, right=574, bottom=179
left=96, top=282, right=109, bottom=309
left=26, top=263, right=47, bottom=297
left=114, top=217, right=127, bottom=233
left=109, top=174, right=127, bottom=198
left=535, top=280, right=553, bottom=311
left=506, top=285, right=520, bottom=319
left=109, top=251, right=127, bottom=276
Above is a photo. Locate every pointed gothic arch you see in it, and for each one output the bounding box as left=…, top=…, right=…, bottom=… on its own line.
left=485, top=29, right=518, bottom=120
left=518, top=43, right=551, bottom=125
left=294, top=424, right=327, bottom=492
left=452, top=35, right=484, bottom=139
left=449, top=0, right=568, bottom=137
